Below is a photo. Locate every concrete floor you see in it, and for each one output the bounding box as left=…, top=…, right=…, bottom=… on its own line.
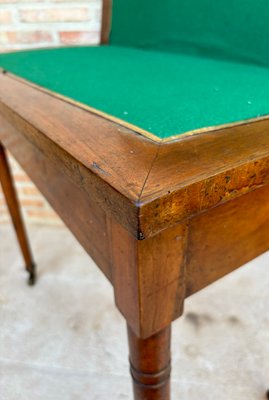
left=1, top=223, right=269, bottom=400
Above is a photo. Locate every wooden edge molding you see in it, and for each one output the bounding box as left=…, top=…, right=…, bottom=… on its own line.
left=138, top=117, right=269, bottom=237
left=1, top=72, right=269, bottom=241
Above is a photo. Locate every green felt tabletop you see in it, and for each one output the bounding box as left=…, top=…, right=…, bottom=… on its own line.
left=111, top=0, right=269, bottom=68
left=0, top=45, right=269, bottom=140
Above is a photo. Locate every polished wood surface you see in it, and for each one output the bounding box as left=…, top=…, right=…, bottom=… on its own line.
left=1, top=49, right=269, bottom=399
left=0, top=142, right=36, bottom=284
left=111, top=219, right=187, bottom=338
left=186, top=184, right=269, bottom=296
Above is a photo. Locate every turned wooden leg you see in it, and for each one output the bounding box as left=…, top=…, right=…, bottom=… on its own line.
left=128, top=325, right=171, bottom=400
left=0, top=143, right=36, bottom=285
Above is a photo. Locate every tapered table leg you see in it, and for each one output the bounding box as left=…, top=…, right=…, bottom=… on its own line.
left=0, top=143, right=36, bottom=285
left=127, top=325, right=171, bottom=400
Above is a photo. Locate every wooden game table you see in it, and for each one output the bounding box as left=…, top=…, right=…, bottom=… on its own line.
left=1, top=1, right=269, bottom=399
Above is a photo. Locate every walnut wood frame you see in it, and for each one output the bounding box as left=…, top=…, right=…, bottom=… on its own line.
left=1, top=2, right=269, bottom=399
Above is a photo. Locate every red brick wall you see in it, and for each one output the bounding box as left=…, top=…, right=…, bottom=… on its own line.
left=0, top=0, right=102, bottom=224
left=0, top=0, right=101, bottom=52
left=0, top=157, right=62, bottom=225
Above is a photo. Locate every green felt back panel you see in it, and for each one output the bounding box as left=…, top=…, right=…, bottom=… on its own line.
left=111, top=0, right=269, bottom=66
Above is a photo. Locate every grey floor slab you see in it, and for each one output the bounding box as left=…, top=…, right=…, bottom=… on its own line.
left=0, top=223, right=269, bottom=400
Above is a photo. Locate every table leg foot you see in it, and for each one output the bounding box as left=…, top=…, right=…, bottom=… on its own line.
left=26, top=262, right=37, bottom=286
left=127, top=325, right=171, bottom=400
